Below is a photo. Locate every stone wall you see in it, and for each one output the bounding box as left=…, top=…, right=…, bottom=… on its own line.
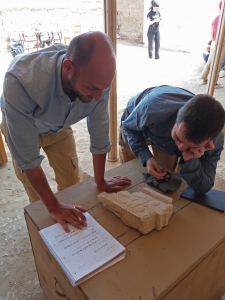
left=117, top=0, right=143, bottom=43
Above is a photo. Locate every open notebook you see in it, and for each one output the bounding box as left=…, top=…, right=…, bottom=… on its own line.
left=39, top=212, right=126, bottom=286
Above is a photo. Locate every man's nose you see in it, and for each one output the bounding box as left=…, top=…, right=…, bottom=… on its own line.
left=92, top=90, right=103, bottom=101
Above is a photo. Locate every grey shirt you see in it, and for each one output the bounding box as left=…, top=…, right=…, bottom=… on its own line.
left=1, top=45, right=111, bottom=171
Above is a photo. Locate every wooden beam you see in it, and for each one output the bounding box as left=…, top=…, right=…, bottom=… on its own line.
left=104, top=0, right=118, bottom=162
left=207, top=0, right=225, bottom=96
left=0, top=131, right=7, bottom=164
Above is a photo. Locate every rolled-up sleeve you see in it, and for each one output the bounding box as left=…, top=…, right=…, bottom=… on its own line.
left=121, top=93, right=153, bottom=165
left=3, top=73, right=44, bottom=170
left=87, top=88, right=111, bottom=154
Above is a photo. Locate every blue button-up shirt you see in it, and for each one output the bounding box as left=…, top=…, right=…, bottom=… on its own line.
left=121, top=85, right=224, bottom=194
left=1, top=45, right=111, bottom=171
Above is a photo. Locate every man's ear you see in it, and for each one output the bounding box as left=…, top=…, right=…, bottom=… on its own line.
left=62, top=59, right=75, bottom=75
left=203, top=140, right=215, bottom=152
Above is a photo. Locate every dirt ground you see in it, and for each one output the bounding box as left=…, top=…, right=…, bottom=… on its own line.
left=0, top=41, right=225, bottom=300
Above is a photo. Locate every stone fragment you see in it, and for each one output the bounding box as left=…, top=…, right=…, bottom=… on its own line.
left=97, top=187, right=173, bottom=234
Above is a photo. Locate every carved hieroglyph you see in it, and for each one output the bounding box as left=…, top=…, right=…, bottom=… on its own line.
left=97, top=187, right=173, bottom=234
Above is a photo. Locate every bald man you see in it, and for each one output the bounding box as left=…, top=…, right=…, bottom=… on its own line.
left=0, top=31, right=131, bottom=232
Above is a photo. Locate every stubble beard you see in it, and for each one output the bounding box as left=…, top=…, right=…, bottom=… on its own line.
left=67, top=74, right=93, bottom=104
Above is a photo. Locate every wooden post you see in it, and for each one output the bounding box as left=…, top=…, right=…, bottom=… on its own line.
left=207, top=1, right=225, bottom=96
left=104, top=0, right=118, bottom=162
left=0, top=131, right=7, bottom=164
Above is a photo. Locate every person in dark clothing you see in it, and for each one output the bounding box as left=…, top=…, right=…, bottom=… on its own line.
left=147, top=0, right=162, bottom=59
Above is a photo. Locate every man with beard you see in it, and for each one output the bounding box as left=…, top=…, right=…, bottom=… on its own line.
left=0, top=31, right=131, bottom=232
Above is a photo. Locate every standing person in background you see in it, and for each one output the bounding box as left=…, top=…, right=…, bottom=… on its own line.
left=147, top=0, right=162, bottom=59
left=203, top=40, right=212, bottom=63
left=200, top=1, right=225, bottom=87
left=202, top=40, right=225, bottom=78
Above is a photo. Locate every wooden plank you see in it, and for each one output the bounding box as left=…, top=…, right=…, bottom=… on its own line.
left=80, top=202, right=225, bottom=300
left=0, top=131, right=7, bottom=164
left=24, top=158, right=187, bottom=231
left=88, top=205, right=141, bottom=246
left=162, top=240, right=225, bottom=300
left=24, top=159, right=225, bottom=300
left=172, top=197, right=190, bottom=214
left=24, top=159, right=147, bottom=229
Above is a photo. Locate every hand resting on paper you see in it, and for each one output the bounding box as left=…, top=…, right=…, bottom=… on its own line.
left=24, top=166, right=87, bottom=233
left=50, top=203, right=87, bottom=233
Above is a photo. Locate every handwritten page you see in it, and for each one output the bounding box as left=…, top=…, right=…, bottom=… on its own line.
left=39, top=212, right=126, bottom=286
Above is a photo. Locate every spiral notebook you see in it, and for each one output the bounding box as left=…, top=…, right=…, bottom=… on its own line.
left=39, top=212, right=126, bottom=286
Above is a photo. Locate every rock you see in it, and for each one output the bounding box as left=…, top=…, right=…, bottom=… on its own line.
left=97, top=187, right=173, bottom=234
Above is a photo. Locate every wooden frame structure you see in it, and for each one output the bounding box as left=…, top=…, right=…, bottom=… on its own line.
left=104, top=0, right=118, bottom=162
left=0, top=132, right=7, bottom=164
left=208, top=0, right=225, bottom=95
left=1, top=2, right=224, bottom=164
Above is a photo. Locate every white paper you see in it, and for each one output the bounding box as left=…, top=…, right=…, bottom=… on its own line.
left=39, top=212, right=126, bottom=286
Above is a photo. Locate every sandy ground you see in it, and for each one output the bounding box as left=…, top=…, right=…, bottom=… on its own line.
left=1, top=42, right=225, bottom=300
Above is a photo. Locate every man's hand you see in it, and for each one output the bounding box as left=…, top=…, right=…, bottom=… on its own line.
left=49, top=203, right=87, bottom=233
left=92, top=153, right=131, bottom=192
left=97, top=176, right=131, bottom=192
left=182, top=141, right=215, bottom=162
left=24, top=166, right=87, bottom=233
left=146, top=157, right=168, bottom=179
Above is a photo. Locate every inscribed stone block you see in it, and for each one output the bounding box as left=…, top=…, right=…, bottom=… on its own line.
left=97, top=187, right=173, bottom=234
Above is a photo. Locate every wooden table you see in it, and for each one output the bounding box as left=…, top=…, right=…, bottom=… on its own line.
left=24, top=159, right=225, bottom=300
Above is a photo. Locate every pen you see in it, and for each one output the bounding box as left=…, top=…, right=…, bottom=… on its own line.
left=163, top=175, right=169, bottom=182
left=156, top=174, right=170, bottom=183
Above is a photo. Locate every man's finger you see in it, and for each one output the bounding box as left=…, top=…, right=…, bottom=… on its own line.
left=67, top=217, right=84, bottom=230
left=108, top=177, right=131, bottom=185
left=73, top=205, right=86, bottom=219
left=111, top=176, right=131, bottom=182
left=61, top=221, right=70, bottom=233
left=73, top=215, right=87, bottom=227
left=74, top=205, right=86, bottom=211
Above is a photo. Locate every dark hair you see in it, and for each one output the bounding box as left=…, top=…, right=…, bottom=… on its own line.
left=65, top=31, right=114, bottom=74
left=150, top=0, right=160, bottom=9
left=176, top=94, right=225, bottom=144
